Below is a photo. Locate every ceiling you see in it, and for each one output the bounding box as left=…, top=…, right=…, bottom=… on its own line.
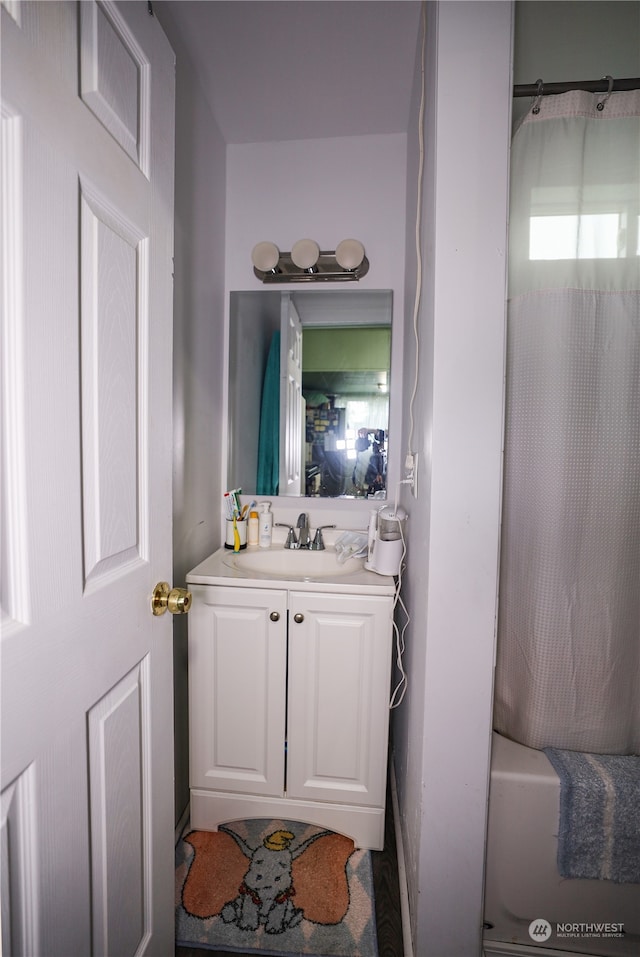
left=155, top=1, right=422, bottom=144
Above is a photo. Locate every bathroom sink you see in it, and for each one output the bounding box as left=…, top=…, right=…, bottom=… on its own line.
left=221, top=546, right=364, bottom=580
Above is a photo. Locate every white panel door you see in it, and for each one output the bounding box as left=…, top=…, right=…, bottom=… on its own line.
left=1, top=2, right=175, bottom=955
left=188, top=585, right=288, bottom=797
left=287, top=592, right=394, bottom=807
left=279, top=293, right=303, bottom=496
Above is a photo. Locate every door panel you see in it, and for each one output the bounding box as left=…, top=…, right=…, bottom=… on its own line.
left=80, top=182, right=146, bottom=585
left=79, top=0, right=147, bottom=168
left=1, top=2, right=175, bottom=954
left=88, top=662, right=150, bottom=956
left=1, top=765, right=41, bottom=957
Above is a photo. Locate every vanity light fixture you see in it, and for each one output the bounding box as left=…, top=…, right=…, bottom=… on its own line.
left=291, top=238, right=320, bottom=273
left=251, top=238, right=369, bottom=283
left=251, top=241, right=281, bottom=275
left=335, top=238, right=366, bottom=271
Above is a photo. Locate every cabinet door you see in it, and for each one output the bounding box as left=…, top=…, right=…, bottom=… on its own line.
left=287, top=592, right=393, bottom=806
left=189, top=585, right=287, bottom=797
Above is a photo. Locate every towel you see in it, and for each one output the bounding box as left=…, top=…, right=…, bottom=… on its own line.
left=544, top=748, right=640, bottom=883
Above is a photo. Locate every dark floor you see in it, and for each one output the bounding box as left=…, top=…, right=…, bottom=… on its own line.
left=176, top=775, right=405, bottom=957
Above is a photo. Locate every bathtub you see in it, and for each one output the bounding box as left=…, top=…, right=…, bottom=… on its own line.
left=483, top=732, right=639, bottom=957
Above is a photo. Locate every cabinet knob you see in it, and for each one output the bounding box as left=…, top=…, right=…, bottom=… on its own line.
left=270, top=611, right=280, bottom=622
left=293, top=613, right=304, bottom=623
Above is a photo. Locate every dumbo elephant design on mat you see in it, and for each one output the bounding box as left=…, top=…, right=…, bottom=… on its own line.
left=181, top=823, right=355, bottom=934
left=222, top=828, right=309, bottom=934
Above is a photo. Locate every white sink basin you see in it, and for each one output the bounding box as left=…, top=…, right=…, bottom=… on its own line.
left=221, top=546, right=364, bottom=580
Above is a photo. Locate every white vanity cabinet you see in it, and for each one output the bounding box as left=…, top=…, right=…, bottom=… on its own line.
left=186, top=553, right=395, bottom=851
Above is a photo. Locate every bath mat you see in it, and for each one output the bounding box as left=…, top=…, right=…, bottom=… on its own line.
left=175, top=818, right=378, bottom=956
left=544, top=748, right=640, bottom=883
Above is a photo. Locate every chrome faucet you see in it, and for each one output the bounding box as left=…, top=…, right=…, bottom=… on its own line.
left=296, top=513, right=310, bottom=549
left=276, top=515, right=336, bottom=551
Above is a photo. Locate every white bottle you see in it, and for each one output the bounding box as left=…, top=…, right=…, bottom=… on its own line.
left=248, top=510, right=259, bottom=545
left=258, top=502, right=273, bottom=548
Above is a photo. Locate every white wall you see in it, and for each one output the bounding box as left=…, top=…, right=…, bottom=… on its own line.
left=156, top=2, right=228, bottom=823
left=225, top=135, right=407, bottom=293
left=224, top=134, right=408, bottom=530
left=394, top=3, right=512, bottom=955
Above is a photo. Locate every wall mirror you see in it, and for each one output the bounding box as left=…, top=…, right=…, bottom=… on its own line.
left=227, top=290, right=392, bottom=499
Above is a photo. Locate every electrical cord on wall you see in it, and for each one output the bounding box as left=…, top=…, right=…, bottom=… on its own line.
left=388, top=2, right=427, bottom=710
left=389, top=535, right=409, bottom=709
left=405, top=0, right=426, bottom=472
left=389, top=480, right=412, bottom=709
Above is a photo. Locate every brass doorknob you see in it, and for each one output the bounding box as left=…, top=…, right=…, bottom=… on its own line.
left=152, top=582, right=193, bottom=616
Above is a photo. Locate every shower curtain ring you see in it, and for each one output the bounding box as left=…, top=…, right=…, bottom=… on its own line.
left=597, top=75, right=614, bottom=111
left=531, top=78, right=544, bottom=115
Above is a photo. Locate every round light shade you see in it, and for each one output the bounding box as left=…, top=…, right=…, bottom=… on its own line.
left=251, top=241, right=280, bottom=272
left=335, top=238, right=365, bottom=270
left=291, top=239, right=320, bottom=270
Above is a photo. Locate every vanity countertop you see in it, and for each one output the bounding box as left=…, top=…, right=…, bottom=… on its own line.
left=186, top=544, right=396, bottom=596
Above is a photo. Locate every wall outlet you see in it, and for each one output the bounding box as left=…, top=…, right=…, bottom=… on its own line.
left=405, top=452, right=418, bottom=497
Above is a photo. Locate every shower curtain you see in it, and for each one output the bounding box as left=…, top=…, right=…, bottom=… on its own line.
left=494, top=89, right=640, bottom=755
left=256, top=331, right=280, bottom=496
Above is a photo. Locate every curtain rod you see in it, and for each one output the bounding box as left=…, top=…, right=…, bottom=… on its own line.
left=513, top=76, right=640, bottom=97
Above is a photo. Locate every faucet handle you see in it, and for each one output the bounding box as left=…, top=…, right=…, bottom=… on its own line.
left=275, top=523, right=299, bottom=549
left=309, top=524, right=336, bottom=551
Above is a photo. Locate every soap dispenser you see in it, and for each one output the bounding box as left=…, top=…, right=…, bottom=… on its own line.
left=258, top=502, right=273, bottom=548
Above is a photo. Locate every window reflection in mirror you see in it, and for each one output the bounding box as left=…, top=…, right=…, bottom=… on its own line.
left=228, top=290, right=392, bottom=500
